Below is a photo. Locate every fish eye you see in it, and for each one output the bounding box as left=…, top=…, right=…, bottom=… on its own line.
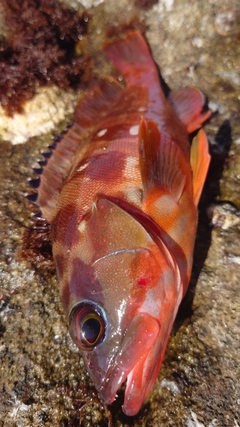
left=69, top=301, right=106, bottom=351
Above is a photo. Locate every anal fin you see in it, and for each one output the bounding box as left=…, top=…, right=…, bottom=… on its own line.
left=139, top=118, right=190, bottom=203
left=190, top=129, right=211, bottom=206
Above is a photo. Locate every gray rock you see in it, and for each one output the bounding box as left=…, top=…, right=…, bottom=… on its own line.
left=0, top=0, right=239, bottom=426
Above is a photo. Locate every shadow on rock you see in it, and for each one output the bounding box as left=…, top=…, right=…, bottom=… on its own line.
left=177, top=119, right=232, bottom=321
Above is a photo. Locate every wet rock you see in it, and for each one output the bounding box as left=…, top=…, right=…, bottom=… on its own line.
left=0, top=0, right=240, bottom=426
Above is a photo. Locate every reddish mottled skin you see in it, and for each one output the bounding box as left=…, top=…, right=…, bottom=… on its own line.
left=34, top=31, right=211, bottom=416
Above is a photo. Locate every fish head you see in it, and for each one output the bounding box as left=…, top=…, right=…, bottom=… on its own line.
left=53, top=196, right=182, bottom=416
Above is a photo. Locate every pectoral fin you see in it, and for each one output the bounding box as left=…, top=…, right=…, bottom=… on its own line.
left=190, top=129, right=211, bottom=206
left=139, top=117, right=190, bottom=203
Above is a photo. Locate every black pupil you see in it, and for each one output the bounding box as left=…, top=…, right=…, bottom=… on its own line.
left=82, top=317, right=101, bottom=344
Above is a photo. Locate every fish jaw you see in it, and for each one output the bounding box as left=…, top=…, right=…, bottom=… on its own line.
left=96, top=312, right=160, bottom=416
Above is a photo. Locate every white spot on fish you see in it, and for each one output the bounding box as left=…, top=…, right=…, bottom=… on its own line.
left=124, top=188, right=142, bottom=205
left=78, top=220, right=87, bottom=233
left=123, top=156, right=138, bottom=179
left=97, top=128, right=107, bottom=137
left=129, top=125, right=139, bottom=135
left=77, top=163, right=88, bottom=172
left=141, top=291, right=160, bottom=318
left=138, top=106, right=146, bottom=112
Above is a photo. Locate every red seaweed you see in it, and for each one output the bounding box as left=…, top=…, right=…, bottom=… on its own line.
left=0, top=0, right=91, bottom=116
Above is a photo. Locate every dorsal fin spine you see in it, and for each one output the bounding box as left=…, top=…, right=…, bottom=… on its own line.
left=34, top=78, right=123, bottom=222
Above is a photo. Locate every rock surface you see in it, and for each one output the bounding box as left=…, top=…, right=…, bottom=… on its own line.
left=0, top=0, right=240, bottom=426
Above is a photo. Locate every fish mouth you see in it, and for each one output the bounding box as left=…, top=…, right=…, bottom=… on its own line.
left=97, top=312, right=160, bottom=416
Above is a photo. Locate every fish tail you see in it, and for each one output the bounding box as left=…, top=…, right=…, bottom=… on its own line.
left=102, top=31, right=156, bottom=84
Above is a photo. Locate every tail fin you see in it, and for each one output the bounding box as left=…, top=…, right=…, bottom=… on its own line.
left=169, top=87, right=212, bottom=133
left=102, top=31, right=156, bottom=85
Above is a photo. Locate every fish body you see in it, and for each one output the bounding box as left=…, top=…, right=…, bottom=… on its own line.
left=33, top=31, right=211, bottom=415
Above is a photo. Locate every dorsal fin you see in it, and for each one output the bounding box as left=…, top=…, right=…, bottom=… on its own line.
left=190, top=129, right=210, bottom=206
left=169, top=87, right=212, bottom=133
left=31, top=78, right=123, bottom=222
left=139, top=117, right=190, bottom=203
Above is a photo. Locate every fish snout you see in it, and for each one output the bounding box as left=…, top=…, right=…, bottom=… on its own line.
left=97, top=312, right=160, bottom=415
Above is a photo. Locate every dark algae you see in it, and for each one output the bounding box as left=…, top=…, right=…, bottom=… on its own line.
left=0, top=0, right=90, bottom=116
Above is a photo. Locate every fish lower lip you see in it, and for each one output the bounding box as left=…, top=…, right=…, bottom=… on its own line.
left=97, top=312, right=160, bottom=414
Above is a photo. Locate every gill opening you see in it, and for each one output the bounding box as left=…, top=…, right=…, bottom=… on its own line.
left=92, top=248, right=143, bottom=266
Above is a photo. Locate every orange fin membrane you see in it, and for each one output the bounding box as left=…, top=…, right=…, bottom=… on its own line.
left=190, top=129, right=211, bottom=206
left=102, top=31, right=155, bottom=85
left=169, top=87, right=212, bottom=133
left=29, top=79, right=123, bottom=222
left=139, top=117, right=189, bottom=203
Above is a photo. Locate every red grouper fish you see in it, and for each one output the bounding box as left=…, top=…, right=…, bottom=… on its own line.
left=31, top=31, right=211, bottom=416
